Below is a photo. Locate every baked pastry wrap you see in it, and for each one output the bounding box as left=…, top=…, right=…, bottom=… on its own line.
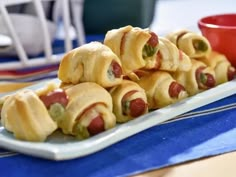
left=199, top=51, right=235, bottom=85
left=1, top=89, right=58, bottom=142
left=109, top=80, right=148, bottom=123
left=173, top=59, right=216, bottom=96
left=60, top=82, right=116, bottom=139
left=58, top=42, right=123, bottom=88
left=158, top=37, right=192, bottom=72
left=166, top=29, right=211, bottom=58
left=137, top=71, right=188, bottom=109
left=104, top=25, right=160, bottom=74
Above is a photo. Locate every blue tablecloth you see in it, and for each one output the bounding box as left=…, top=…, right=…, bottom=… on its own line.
left=0, top=94, right=236, bottom=177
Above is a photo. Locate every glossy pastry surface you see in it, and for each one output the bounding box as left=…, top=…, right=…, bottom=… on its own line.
left=166, top=29, right=211, bottom=58
left=1, top=89, right=58, bottom=142
left=199, top=51, right=236, bottom=85
left=173, top=59, right=216, bottom=96
left=58, top=42, right=123, bottom=88
left=60, top=82, right=116, bottom=139
left=104, top=25, right=160, bottom=74
left=137, top=71, right=188, bottom=109
left=109, top=80, right=148, bottom=123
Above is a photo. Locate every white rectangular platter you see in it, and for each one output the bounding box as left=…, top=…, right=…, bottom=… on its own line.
left=0, top=79, right=236, bottom=161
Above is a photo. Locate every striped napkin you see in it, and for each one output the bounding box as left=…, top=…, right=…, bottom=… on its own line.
left=0, top=64, right=59, bottom=93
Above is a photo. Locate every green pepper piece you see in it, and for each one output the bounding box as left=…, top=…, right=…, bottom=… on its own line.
left=142, top=44, right=158, bottom=59
left=200, top=73, right=207, bottom=84
left=49, top=103, right=65, bottom=122
left=74, top=124, right=90, bottom=140
left=122, top=101, right=130, bottom=115
left=193, top=40, right=208, bottom=51
left=107, top=65, right=115, bottom=80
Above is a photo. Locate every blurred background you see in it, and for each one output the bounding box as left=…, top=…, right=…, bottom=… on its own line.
left=0, top=0, right=235, bottom=78
left=3, top=0, right=236, bottom=48
left=151, top=0, right=236, bottom=35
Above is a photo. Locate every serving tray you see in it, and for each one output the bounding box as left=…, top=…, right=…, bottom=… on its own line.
left=0, top=79, right=236, bottom=160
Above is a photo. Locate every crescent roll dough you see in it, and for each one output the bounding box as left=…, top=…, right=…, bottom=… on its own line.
left=158, top=37, right=192, bottom=72
left=104, top=25, right=160, bottom=74
left=109, top=80, right=148, bottom=123
left=137, top=71, right=188, bottom=109
left=199, top=51, right=236, bottom=85
left=173, top=59, right=216, bottom=96
left=60, top=82, right=116, bottom=139
left=1, top=90, right=57, bottom=142
left=58, top=42, right=123, bottom=88
left=166, top=29, right=211, bottom=58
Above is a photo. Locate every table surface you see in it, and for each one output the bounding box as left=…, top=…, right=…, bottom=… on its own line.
left=136, top=151, right=236, bottom=177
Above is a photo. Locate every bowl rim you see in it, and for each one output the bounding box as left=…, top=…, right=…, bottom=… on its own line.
left=198, top=13, right=236, bottom=30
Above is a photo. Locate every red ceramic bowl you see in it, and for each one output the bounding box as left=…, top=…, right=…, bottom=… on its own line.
left=198, top=13, right=236, bottom=67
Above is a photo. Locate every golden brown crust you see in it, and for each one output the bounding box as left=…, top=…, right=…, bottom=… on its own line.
left=104, top=26, right=192, bottom=75
left=166, top=29, right=211, bottom=58
left=1, top=90, right=57, bottom=142
left=109, top=80, right=148, bottom=123
left=173, top=59, right=215, bottom=96
left=59, top=82, right=116, bottom=136
left=104, top=25, right=151, bottom=74
left=57, top=49, right=77, bottom=83
left=58, top=42, right=123, bottom=88
left=137, top=71, right=188, bottom=109
left=35, top=82, right=60, bottom=96
left=158, top=37, right=192, bottom=72
left=104, top=25, right=133, bottom=59
left=166, top=29, right=189, bottom=44
left=199, top=51, right=234, bottom=85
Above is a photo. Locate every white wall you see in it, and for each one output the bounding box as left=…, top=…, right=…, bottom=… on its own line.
left=150, top=0, right=236, bottom=36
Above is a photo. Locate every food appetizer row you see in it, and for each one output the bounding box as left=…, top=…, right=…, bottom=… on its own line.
left=0, top=25, right=235, bottom=142
left=0, top=80, right=148, bottom=141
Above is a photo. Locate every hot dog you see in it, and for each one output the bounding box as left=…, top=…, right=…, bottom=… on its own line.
left=104, top=25, right=160, bottom=75
left=157, top=37, right=192, bottom=72
left=37, top=85, right=69, bottom=124
left=195, top=66, right=216, bottom=89
left=0, top=83, right=60, bottom=142
left=137, top=71, right=188, bottom=109
left=198, top=51, right=236, bottom=85
left=0, top=81, right=117, bottom=141
left=173, top=59, right=216, bottom=96
left=58, top=42, right=123, bottom=88
left=59, top=82, right=116, bottom=139
left=166, top=29, right=211, bottom=58
left=109, top=80, right=148, bottom=123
